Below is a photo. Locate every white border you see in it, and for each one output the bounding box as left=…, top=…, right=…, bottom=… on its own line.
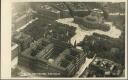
left=1, top=0, right=11, bottom=79
left=1, top=0, right=127, bottom=79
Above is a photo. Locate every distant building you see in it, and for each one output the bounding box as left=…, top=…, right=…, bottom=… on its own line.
left=12, top=3, right=34, bottom=33
left=18, top=38, right=86, bottom=77
left=32, top=4, right=61, bottom=24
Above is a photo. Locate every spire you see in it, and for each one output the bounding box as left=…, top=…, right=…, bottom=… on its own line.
left=74, top=40, right=77, bottom=48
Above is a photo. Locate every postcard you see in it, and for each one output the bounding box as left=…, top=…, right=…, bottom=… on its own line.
left=1, top=0, right=127, bottom=79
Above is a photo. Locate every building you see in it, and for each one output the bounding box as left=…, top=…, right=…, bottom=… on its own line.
left=74, top=8, right=110, bottom=31
left=48, top=22, right=76, bottom=42
left=21, top=19, right=76, bottom=42
left=11, top=42, right=20, bottom=60
left=47, top=2, right=90, bottom=18
left=18, top=38, right=86, bottom=77
left=89, top=57, right=123, bottom=77
left=31, top=3, right=61, bottom=24
left=12, top=32, right=34, bottom=51
left=12, top=3, right=34, bottom=33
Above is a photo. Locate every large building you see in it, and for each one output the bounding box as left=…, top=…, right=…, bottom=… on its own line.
left=18, top=38, right=86, bottom=77
left=74, top=8, right=110, bottom=31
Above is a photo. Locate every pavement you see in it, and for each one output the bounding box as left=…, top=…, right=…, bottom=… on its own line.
left=56, top=18, right=121, bottom=45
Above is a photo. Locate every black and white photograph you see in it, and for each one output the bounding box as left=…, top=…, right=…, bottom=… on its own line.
left=1, top=0, right=128, bottom=79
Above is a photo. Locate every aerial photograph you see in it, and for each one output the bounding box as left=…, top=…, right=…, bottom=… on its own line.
left=11, top=2, right=125, bottom=78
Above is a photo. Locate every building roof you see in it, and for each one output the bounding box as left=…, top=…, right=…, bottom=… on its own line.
left=41, top=4, right=60, bottom=13
left=91, top=57, right=123, bottom=76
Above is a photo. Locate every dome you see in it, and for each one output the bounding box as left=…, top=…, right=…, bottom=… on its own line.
left=48, top=58, right=54, bottom=64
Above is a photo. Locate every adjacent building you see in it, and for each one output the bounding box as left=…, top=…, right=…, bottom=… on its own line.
left=81, top=57, right=123, bottom=77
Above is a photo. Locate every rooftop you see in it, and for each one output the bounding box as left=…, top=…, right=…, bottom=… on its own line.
left=41, top=4, right=60, bottom=13
left=91, top=57, right=123, bottom=76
